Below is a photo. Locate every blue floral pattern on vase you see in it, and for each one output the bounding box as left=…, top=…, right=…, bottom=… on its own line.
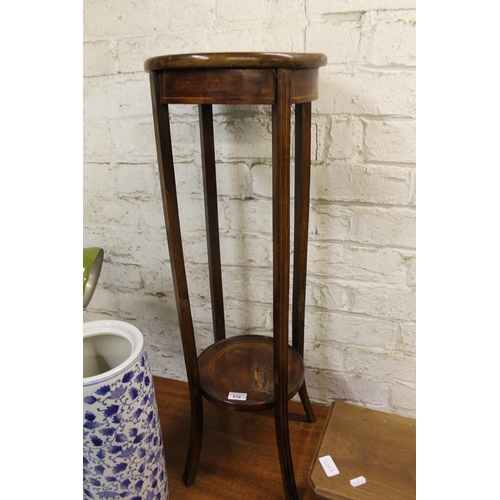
left=83, top=349, right=168, bottom=500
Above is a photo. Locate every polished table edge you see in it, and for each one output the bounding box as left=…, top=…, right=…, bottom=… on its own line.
left=144, top=52, right=327, bottom=72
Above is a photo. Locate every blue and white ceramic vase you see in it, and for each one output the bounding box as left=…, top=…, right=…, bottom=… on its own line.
left=83, top=320, right=168, bottom=500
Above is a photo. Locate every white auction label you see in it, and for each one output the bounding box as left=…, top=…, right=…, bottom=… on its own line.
left=350, top=476, right=367, bottom=487
left=319, top=455, right=340, bottom=477
left=228, top=392, right=247, bottom=401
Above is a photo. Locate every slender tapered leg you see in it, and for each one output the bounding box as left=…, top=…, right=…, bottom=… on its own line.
left=199, top=104, right=226, bottom=343
left=272, top=68, right=298, bottom=500
left=149, top=73, right=203, bottom=486
left=292, top=102, right=316, bottom=424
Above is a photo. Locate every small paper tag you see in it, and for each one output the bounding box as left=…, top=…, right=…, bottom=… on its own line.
left=228, top=392, right=247, bottom=401
left=350, top=476, right=366, bottom=487
left=319, top=455, right=340, bottom=477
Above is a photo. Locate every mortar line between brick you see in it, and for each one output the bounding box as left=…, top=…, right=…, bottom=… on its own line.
left=364, top=160, right=416, bottom=168
left=310, top=200, right=416, bottom=210
left=360, top=63, right=416, bottom=72
left=359, top=115, right=416, bottom=121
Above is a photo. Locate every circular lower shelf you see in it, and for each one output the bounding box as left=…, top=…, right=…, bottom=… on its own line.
left=198, top=334, right=305, bottom=411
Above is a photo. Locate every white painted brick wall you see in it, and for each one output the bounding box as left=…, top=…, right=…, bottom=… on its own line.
left=359, top=10, right=416, bottom=67
left=84, top=0, right=416, bottom=417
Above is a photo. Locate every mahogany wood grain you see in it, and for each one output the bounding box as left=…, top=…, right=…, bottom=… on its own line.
left=198, top=335, right=304, bottom=411
left=149, top=72, right=203, bottom=486
left=160, top=69, right=276, bottom=105
left=199, top=104, right=226, bottom=343
left=292, top=102, right=316, bottom=425
left=153, top=376, right=331, bottom=500
left=158, top=68, right=320, bottom=105
left=292, top=102, right=311, bottom=359
left=307, top=402, right=416, bottom=500
left=272, top=67, right=297, bottom=500
left=291, top=69, right=321, bottom=103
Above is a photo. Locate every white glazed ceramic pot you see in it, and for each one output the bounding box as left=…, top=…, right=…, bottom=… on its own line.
left=83, top=320, right=168, bottom=500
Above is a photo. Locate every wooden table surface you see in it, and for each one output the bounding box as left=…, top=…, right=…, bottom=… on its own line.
left=153, top=376, right=331, bottom=499
left=307, top=402, right=416, bottom=500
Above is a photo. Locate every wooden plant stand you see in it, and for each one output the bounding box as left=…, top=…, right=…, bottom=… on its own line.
left=145, top=52, right=327, bottom=500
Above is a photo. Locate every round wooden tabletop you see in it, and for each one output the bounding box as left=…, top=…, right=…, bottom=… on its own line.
left=198, top=334, right=305, bottom=411
left=144, top=52, right=327, bottom=72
